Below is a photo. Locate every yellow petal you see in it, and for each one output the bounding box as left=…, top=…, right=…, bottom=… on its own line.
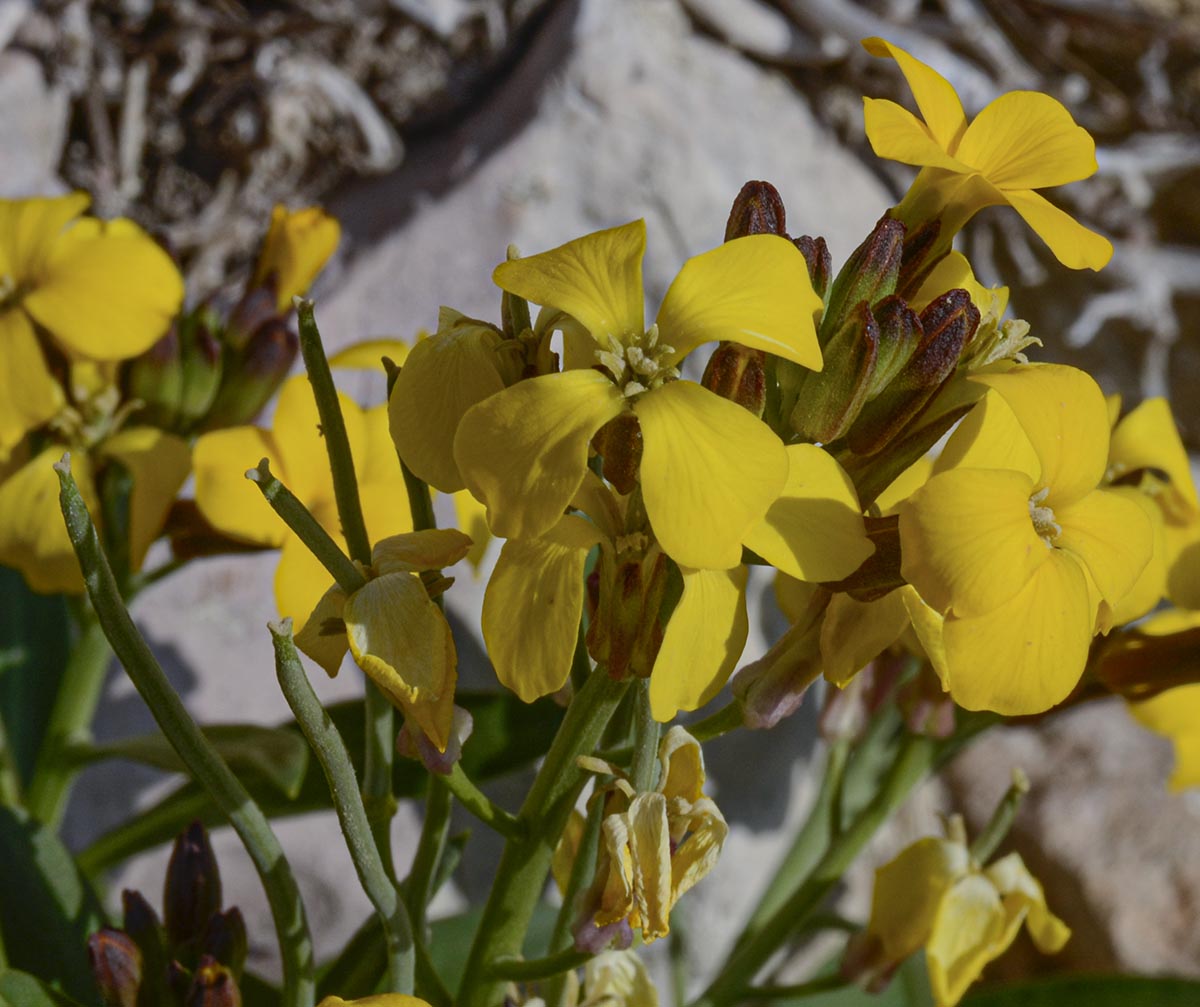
left=372, top=528, right=472, bottom=574
left=455, top=370, right=626, bottom=541
left=912, top=251, right=1007, bottom=319
left=971, top=364, right=1110, bottom=505
left=193, top=425, right=287, bottom=547
left=0, top=448, right=98, bottom=593
left=654, top=235, right=822, bottom=369
left=388, top=317, right=508, bottom=492
left=1165, top=519, right=1200, bottom=609
left=774, top=571, right=824, bottom=625
left=344, top=572, right=456, bottom=745
left=898, top=467, right=1046, bottom=618
left=940, top=550, right=1093, bottom=714
left=481, top=516, right=603, bottom=702
left=0, top=308, right=65, bottom=460
left=1130, top=681, right=1200, bottom=792
left=1054, top=487, right=1153, bottom=608
left=899, top=586, right=950, bottom=687
left=275, top=526, right=345, bottom=624
left=984, top=852, right=1071, bottom=954
left=955, top=91, right=1098, bottom=190
left=252, top=205, right=341, bottom=311
left=934, top=388, right=1040, bottom=484
left=927, top=874, right=1006, bottom=1007
left=452, top=489, right=492, bottom=572
left=820, top=589, right=909, bottom=686
left=669, top=796, right=728, bottom=910
left=649, top=565, right=749, bottom=721
left=744, top=444, right=873, bottom=582
left=657, top=726, right=706, bottom=803
left=999, top=187, right=1113, bottom=271
left=874, top=455, right=935, bottom=515
left=328, top=338, right=410, bottom=370
left=0, top=192, right=90, bottom=278
left=861, top=39, right=968, bottom=150
left=295, top=583, right=350, bottom=677
left=270, top=377, right=367, bottom=508
left=23, top=217, right=183, bottom=360
left=862, top=98, right=969, bottom=171
left=552, top=808, right=587, bottom=896
left=1106, top=490, right=1166, bottom=625
left=100, top=427, right=192, bottom=573
left=626, top=793, right=672, bottom=941
left=1109, top=397, right=1200, bottom=522
left=635, top=380, right=786, bottom=570
left=493, top=220, right=646, bottom=344
left=867, top=836, right=969, bottom=963
left=317, top=994, right=431, bottom=1007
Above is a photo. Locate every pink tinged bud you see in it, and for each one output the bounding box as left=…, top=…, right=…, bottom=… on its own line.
left=164, top=821, right=223, bottom=950
left=88, top=928, right=143, bottom=1007
left=701, top=343, right=767, bottom=418
left=397, top=706, right=474, bottom=775
left=895, top=218, right=944, bottom=302
left=573, top=916, right=635, bottom=954
left=793, top=235, right=832, bottom=299
left=732, top=596, right=828, bottom=730
left=725, top=180, right=788, bottom=240
left=121, top=889, right=168, bottom=998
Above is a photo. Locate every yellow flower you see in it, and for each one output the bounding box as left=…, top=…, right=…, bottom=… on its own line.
left=296, top=528, right=470, bottom=751
left=0, top=429, right=190, bottom=594
left=482, top=444, right=871, bottom=720
left=580, top=727, right=727, bottom=944
left=0, top=193, right=183, bottom=460
left=898, top=364, right=1153, bottom=714
left=252, top=205, right=341, bottom=312
left=577, top=951, right=658, bottom=1007
left=193, top=374, right=411, bottom=621
left=318, top=996, right=431, bottom=1007
left=453, top=219, right=823, bottom=570
left=862, top=37, right=1112, bottom=272
left=854, top=820, right=1069, bottom=1007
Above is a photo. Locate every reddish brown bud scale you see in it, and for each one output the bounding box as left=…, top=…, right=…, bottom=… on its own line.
left=725, top=181, right=788, bottom=239
left=592, top=413, right=644, bottom=495
left=701, top=343, right=767, bottom=418
left=793, top=235, right=832, bottom=299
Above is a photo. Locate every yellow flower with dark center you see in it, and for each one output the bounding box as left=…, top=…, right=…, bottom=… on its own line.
left=0, top=193, right=183, bottom=460
left=193, top=374, right=411, bottom=622
left=898, top=364, right=1153, bottom=714
left=862, top=37, right=1112, bottom=271
left=296, top=528, right=470, bottom=752
left=853, top=817, right=1069, bottom=1007
left=453, top=219, right=823, bottom=571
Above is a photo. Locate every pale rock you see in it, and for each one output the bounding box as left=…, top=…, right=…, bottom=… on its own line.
left=0, top=48, right=68, bottom=197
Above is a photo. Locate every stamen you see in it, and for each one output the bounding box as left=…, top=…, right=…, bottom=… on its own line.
left=1028, top=486, right=1061, bottom=544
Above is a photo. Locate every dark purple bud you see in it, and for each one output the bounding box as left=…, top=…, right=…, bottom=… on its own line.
left=793, top=235, right=832, bottom=300
left=164, top=821, right=223, bottom=950
left=201, top=908, right=247, bottom=977
left=725, top=181, right=788, bottom=240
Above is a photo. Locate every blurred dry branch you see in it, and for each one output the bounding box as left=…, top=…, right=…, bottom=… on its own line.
left=10, top=0, right=554, bottom=297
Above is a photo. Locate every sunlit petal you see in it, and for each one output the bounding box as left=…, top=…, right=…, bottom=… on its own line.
left=927, top=874, right=1006, bottom=1007
left=941, top=550, right=1093, bottom=714
left=328, top=338, right=410, bottom=370
left=862, top=98, right=969, bottom=171
left=0, top=192, right=90, bottom=278
left=861, top=39, right=968, bottom=150
left=744, top=444, right=873, bottom=582
left=275, top=527, right=347, bottom=625
left=971, top=364, right=1110, bottom=505
left=985, top=852, right=1071, bottom=954
left=1054, top=487, right=1153, bottom=608
left=999, top=187, right=1113, bottom=271
left=482, top=516, right=603, bottom=701
left=1109, top=397, right=1200, bottom=522
left=252, top=205, right=341, bottom=311
left=0, top=309, right=64, bottom=460
left=898, top=467, right=1046, bottom=617
left=635, top=381, right=787, bottom=570
left=455, top=370, right=626, bottom=541
left=270, top=376, right=367, bottom=507
left=295, top=583, right=349, bottom=677
left=934, top=388, right=1040, bottom=484
left=869, top=837, right=969, bottom=963
left=373, top=528, right=472, bottom=575
left=493, top=220, right=646, bottom=344
left=626, top=793, right=672, bottom=941
left=655, top=236, right=822, bottom=369
left=649, top=565, right=749, bottom=721
left=193, top=425, right=286, bottom=547
left=956, top=91, right=1097, bottom=190
left=452, top=489, right=492, bottom=572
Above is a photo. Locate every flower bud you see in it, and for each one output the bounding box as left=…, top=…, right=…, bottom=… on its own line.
left=588, top=544, right=669, bottom=681
left=225, top=287, right=279, bottom=352
left=177, top=318, right=224, bottom=429
left=202, top=320, right=298, bottom=430
left=701, top=343, right=766, bottom=418
left=164, top=821, right=223, bottom=951
left=793, top=235, right=832, bottom=300
left=897, top=665, right=956, bottom=738
left=725, top=180, right=788, bottom=240
left=397, top=705, right=474, bottom=775
left=201, top=908, right=247, bottom=978
left=846, top=289, right=979, bottom=456
left=894, top=217, right=943, bottom=302
left=821, top=216, right=906, bottom=341
left=790, top=302, right=878, bottom=443
left=122, top=889, right=168, bottom=997
left=184, top=956, right=243, bottom=1007
left=88, top=928, right=142, bottom=1007
left=123, top=327, right=184, bottom=428
left=592, top=413, right=644, bottom=496
left=867, top=296, right=922, bottom=394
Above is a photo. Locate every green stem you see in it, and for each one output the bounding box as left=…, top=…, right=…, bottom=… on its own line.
left=687, top=701, right=743, bottom=743
left=25, top=616, right=112, bottom=828
left=271, top=621, right=414, bottom=994
left=692, top=735, right=937, bottom=1007
left=405, top=775, right=452, bottom=939
left=247, top=461, right=364, bottom=593
left=55, top=460, right=316, bottom=1007
left=486, top=947, right=591, bottom=982
left=457, top=667, right=630, bottom=1007
left=444, top=764, right=523, bottom=839
left=545, top=794, right=605, bottom=1007
left=629, top=679, right=660, bottom=793
left=401, top=460, right=439, bottom=540
left=970, top=767, right=1029, bottom=864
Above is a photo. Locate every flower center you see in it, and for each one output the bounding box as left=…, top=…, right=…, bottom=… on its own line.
left=595, top=324, right=680, bottom=398
left=1028, top=486, right=1061, bottom=545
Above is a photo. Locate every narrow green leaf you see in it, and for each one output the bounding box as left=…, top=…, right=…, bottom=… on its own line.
left=0, top=969, right=87, bottom=1007
left=963, top=975, right=1200, bottom=1006
left=73, top=724, right=310, bottom=798
left=0, top=807, right=105, bottom=1006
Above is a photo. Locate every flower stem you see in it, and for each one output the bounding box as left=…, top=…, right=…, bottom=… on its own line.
left=687, top=701, right=743, bottom=743
left=444, top=764, right=523, bottom=839
left=271, top=620, right=414, bottom=994
left=457, top=667, right=630, bottom=1007
left=25, top=614, right=112, bottom=828
left=970, top=766, right=1030, bottom=864
left=405, top=774, right=452, bottom=937
left=691, top=734, right=937, bottom=1007
left=486, top=947, right=592, bottom=981
left=55, top=458, right=316, bottom=1007
left=545, top=794, right=605, bottom=1007
left=629, top=678, right=660, bottom=792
